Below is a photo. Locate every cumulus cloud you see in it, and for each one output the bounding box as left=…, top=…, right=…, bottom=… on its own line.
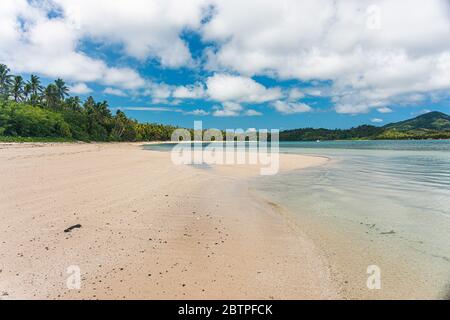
left=53, top=0, right=207, bottom=67
left=245, top=109, right=262, bottom=116
left=206, top=74, right=282, bottom=103
left=212, top=101, right=243, bottom=117
left=102, top=68, right=145, bottom=90
left=334, top=104, right=371, bottom=114
left=0, top=0, right=145, bottom=89
left=103, top=87, right=128, bottom=97
left=69, top=83, right=92, bottom=95
left=288, top=88, right=305, bottom=101
left=172, top=84, right=205, bottom=99
left=144, top=74, right=281, bottom=106
left=272, top=101, right=312, bottom=114
left=202, top=0, right=450, bottom=113
left=144, top=82, right=173, bottom=104
left=377, top=107, right=393, bottom=113
left=371, top=118, right=383, bottom=123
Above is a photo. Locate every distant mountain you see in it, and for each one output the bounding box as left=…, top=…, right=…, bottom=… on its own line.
left=377, top=111, right=450, bottom=139
left=383, top=111, right=450, bottom=131
left=280, top=111, right=450, bottom=141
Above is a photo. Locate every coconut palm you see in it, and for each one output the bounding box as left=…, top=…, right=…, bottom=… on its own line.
left=65, top=96, right=82, bottom=111
left=11, top=76, right=25, bottom=102
left=0, top=64, right=13, bottom=99
left=26, top=75, right=43, bottom=104
left=54, top=78, right=69, bottom=101
left=24, top=83, right=32, bottom=102
left=43, top=83, right=60, bottom=109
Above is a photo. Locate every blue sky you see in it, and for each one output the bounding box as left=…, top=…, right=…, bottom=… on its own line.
left=2, top=0, right=450, bottom=129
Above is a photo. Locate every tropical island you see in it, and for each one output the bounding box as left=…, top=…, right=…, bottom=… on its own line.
left=1, top=63, right=449, bottom=142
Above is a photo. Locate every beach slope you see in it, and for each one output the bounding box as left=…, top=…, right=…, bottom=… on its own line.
left=0, top=143, right=336, bottom=299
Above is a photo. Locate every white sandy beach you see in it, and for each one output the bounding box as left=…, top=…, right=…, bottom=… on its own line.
left=0, top=142, right=339, bottom=299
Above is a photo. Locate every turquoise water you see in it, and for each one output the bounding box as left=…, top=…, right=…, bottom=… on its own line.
left=255, top=140, right=450, bottom=298
left=145, top=140, right=450, bottom=298
left=145, top=139, right=450, bottom=152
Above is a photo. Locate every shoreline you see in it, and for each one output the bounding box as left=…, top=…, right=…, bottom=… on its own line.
left=0, top=142, right=338, bottom=299
left=247, top=153, right=450, bottom=300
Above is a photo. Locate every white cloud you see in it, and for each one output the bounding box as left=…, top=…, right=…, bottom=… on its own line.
left=288, top=88, right=305, bottom=101
left=53, top=0, right=207, bottom=67
left=172, top=84, right=205, bottom=99
left=103, top=68, right=145, bottom=89
left=371, top=118, right=383, bottom=123
left=144, top=83, right=173, bottom=104
left=377, top=107, right=393, bottom=113
left=0, top=0, right=209, bottom=90
left=202, top=0, right=450, bottom=113
left=272, top=101, right=312, bottom=114
left=69, top=83, right=92, bottom=94
left=212, top=101, right=243, bottom=117
left=206, top=74, right=282, bottom=103
left=103, top=87, right=128, bottom=97
left=245, top=109, right=262, bottom=116
left=184, top=109, right=210, bottom=115
left=304, top=88, right=323, bottom=97
left=144, top=75, right=282, bottom=107
left=335, top=104, right=371, bottom=114
left=0, top=0, right=145, bottom=89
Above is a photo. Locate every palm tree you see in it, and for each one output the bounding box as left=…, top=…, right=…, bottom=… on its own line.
left=65, top=96, right=82, bottom=111
left=43, top=83, right=60, bottom=109
left=96, top=101, right=112, bottom=120
left=23, top=83, right=32, bottom=102
left=27, top=75, right=43, bottom=105
left=0, top=64, right=13, bottom=99
left=54, top=78, right=69, bottom=101
left=11, top=76, right=24, bottom=102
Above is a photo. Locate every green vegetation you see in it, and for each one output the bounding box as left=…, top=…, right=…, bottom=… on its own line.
left=0, top=63, right=177, bottom=142
left=0, top=136, right=75, bottom=143
left=280, top=111, right=450, bottom=141
left=383, top=111, right=450, bottom=131
left=279, top=125, right=384, bottom=141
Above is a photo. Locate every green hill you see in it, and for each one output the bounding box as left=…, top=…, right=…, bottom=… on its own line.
left=280, top=111, right=450, bottom=141
left=378, top=111, right=450, bottom=139
left=383, top=111, right=450, bottom=131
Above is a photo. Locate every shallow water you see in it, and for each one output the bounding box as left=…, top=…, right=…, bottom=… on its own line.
left=251, top=140, right=450, bottom=298
left=145, top=140, right=450, bottom=298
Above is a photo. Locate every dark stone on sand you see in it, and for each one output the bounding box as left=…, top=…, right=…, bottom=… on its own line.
left=64, top=224, right=82, bottom=233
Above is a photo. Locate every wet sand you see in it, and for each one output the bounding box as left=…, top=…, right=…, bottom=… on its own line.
left=0, top=142, right=337, bottom=299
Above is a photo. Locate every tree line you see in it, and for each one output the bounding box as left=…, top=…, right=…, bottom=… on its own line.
left=0, top=64, right=178, bottom=142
